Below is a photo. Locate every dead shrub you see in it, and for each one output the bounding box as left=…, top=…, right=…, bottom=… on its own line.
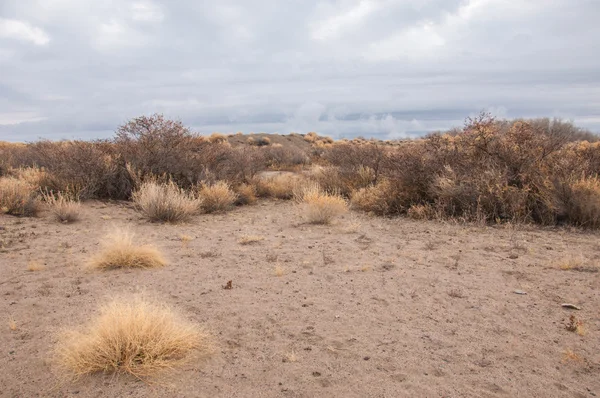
left=18, top=140, right=131, bottom=199
left=263, top=145, right=309, bottom=169
left=198, top=181, right=237, bottom=213
left=302, top=189, right=348, bottom=224
left=55, top=295, right=208, bottom=380
left=0, top=177, right=41, bottom=216
left=132, top=180, right=200, bottom=223
left=351, top=180, right=403, bottom=216
left=42, top=191, right=81, bottom=223
left=88, top=227, right=166, bottom=270
left=557, top=175, right=600, bottom=228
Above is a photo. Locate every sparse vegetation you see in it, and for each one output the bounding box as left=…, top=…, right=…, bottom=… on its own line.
left=238, top=235, right=265, bottom=245
left=55, top=296, right=208, bottom=380
left=198, top=181, right=237, bottom=213
left=88, top=228, right=166, bottom=270
left=42, top=191, right=81, bottom=223
left=301, top=188, right=347, bottom=224
left=133, top=180, right=199, bottom=223
left=27, top=260, right=45, bottom=272
left=0, top=177, right=41, bottom=216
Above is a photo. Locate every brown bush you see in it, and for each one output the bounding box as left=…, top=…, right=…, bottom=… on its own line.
left=555, top=175, right=600, bottom=228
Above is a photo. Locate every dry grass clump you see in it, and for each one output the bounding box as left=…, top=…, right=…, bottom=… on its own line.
left=208, top=132, right=227, bottom=144
left=42, top=191, right=81, bottom=223
left=234, top=183, right=257, bottom=205
left=88, top=228, right=166, bottom=270
left=0, top=177, right=41, bottom=216
left=198, top=181, right=237, bottom=213
left=302, top=188, right=348, bottom=224
left=351, top=180, right=399, bottom=216
left=132, top=180, right=199, bottom=223
left=27, top=260, right=45, bottom=272
left=238, top=235, right=265, bottom=245
left=253, top=174, right=304, bottom=200
left=55, top=296, right=208, bottom=380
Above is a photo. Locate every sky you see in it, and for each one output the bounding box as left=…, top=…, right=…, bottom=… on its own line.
left=1, top=0, right=599, bottom=142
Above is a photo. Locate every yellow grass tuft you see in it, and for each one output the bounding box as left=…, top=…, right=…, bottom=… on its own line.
left=562, top=349, right=583, bottom=363
left=132, top=181, right=199, bottom=223
left=234, top=183, right=257, bottom=205
left=55, top=295, right=209, bottom=380
left=0, top=177, right=41, bottom=216
left=283, top=351, right=298, bottom=363
left=88, top=228, right=166, bottom=270
left=198, top=181, right=237, bottom=213
left=301, top=189, right=348, bottom=225
left=42, top=191, right=81, bottom=223
left=180, top=235, right=193, bottom=248
left=238, top=235, right=264, bottom=245
left=274, top=265, right=285, bottom=277
left=253, top=174, right=305, bottom=200
left=27, top=260, right=45, bottom=272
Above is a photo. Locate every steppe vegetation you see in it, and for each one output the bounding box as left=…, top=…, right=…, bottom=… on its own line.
left=1, top=113, right=599, bottom=397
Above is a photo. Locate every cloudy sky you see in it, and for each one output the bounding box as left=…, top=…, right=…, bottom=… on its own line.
left=1, top=0, right=599, bottom=141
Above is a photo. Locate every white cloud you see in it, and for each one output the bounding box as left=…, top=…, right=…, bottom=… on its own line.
left=0, top=0, right=599, bottom=140
left=311, top=0, right=381, bottom=41
left=366, top=22, right=445, bottom=61
left=0, top=18, right=50, bottom=45
left=131, top=1, right=164, bottom=23
left=0, top=111, right=47, bottom=125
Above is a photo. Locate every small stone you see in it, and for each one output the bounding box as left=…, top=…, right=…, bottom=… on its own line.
left=508, top=254, right=519, bottom=259
left=513, top=290, right=527, bottom=295
left=561, top=303, right=581, bottom=310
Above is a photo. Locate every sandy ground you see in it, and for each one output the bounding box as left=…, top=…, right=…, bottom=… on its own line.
left=1, top=200, right=599, bottom=398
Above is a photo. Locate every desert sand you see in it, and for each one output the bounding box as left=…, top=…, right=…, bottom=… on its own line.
left=1, top=200, right=599, bottom=397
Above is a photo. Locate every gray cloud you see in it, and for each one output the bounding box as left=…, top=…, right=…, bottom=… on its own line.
left=1, top=0, right=599, bottom=141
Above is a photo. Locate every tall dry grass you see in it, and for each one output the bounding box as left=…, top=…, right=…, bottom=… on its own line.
left=0, top=177, right=41, bottom=216
left=88, top=228, right=166, bottom=270
left=132, top=180, right=200, bottom=223
left=198, top=181, right=237, bottom=213
left=42, top=191, right=81, bottom=223
left=55, top=295, right=209, bottom=380
left=301, top=187, right=348, bottom=224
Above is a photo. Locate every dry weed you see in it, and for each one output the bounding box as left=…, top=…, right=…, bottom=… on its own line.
left=0, top=177, right=41, bottom=216
left=42, top=191, right=81, bottom=223
left=198, top=181, right=237, bottom=213
left=88, top=228, right=166, bottom=270
left=133, top=181, right=199, bottom=223
left=27, top=260, right=45, bottom=272
left=238, top=235, right=265, bottom=245
left=55, top=295, right=209, bottom=380
left=301, top=189, right=347, bottom=224
left=8, top=317, right=17, bottom=331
